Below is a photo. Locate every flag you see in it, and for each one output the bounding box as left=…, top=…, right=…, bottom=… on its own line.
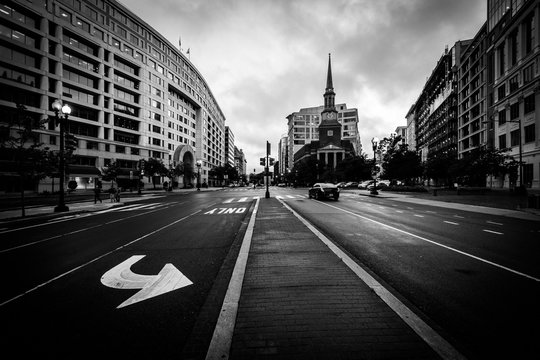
left=187, top=48, right=190, bottom=55
left=178, top=36, right=182, bottom=49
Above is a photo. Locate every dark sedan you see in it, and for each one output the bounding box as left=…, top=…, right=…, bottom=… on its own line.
left=308, top=183, right=340, bottom=201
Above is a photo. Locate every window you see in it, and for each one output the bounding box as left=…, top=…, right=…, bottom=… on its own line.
left=510, top=129, right=520, bottom=146
left=497, top=84, right=506, bottom=100
left=510, top=103, right=520, bottom=120
left=523, top=163, right=533, bottom=188
left=524, top=14, right=534, bottom=55
left=327, top=130, right=333, bottom=136
left=499, top=134, right=507, bottom=148
left=509, top=30, right=518, bottom=66
left=509, top=74, right=519, bottom=93
left=523, top=63, right=534, bottom=84
left=499, top=109, right=507, bottom=125
left=524, top=94, right=535, bottom=114
left=524, top=124, right=535, bottom=143
left=498, top=44, right=505, bottom=76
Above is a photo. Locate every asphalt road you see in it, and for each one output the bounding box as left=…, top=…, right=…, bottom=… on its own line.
left=1, top=186, right=538, bottom=359
left=0, top=190, right=260, bottom=358
left=278, top=187, right=540, bottom=359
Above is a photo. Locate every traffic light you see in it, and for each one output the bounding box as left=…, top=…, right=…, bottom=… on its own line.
left=64, top=133, right=78, bottom=152
left=269, top=157, right=275, bottom=166
left=260, top=157, right=266, bottom=166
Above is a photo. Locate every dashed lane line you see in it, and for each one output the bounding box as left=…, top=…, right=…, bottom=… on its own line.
left=444, top=221, right=460, bottom=225
left=486, top=220, right=503, bottom=226
left=483, top=229, right=504, bottom=235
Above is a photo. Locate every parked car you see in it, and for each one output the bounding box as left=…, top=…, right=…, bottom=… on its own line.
left=336, top=182, right=347, bottom=188
left=308, top=183, right=340, bottom=200
left=358, top=180, right=374, bottom=189
left=345, top=182, right=359, bottom=188
left=367, top=179, right=390, bottom=190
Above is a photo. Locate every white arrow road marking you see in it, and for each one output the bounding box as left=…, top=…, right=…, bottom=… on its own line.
left=101, top=255, right=193, bottom=308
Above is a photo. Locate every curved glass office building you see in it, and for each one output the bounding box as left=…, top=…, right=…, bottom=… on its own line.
left=0, top=0, right=226, bottom=192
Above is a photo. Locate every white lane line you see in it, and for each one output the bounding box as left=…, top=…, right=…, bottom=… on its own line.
left=279, top=199, right=466, bottom=360
left=238, top=197, right=248, bottom=202
left=453, top=215, right=464, bottom=219
left=414, top=214, right=425, bottom=218
left=322, top=202, right=539, bottom=283
left=223, top=198, right=234, bottom=203
left=444, top=221, right=459, bottom=226
left=426, top=211, right=437, bottom=214
left=396, top=210, right=404, bottom=213
left=0, top=209, right=201, bottom=307
left=483, top=229, right=504, bottom=235
left=486, top=221, right=503, bottom=226
left=286, top=195, right=296, bottom=199
left=206, top=198, right=259, bottom=359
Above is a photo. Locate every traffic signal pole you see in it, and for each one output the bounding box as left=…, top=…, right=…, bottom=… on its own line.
left=265, top=140, right=270, bottom=198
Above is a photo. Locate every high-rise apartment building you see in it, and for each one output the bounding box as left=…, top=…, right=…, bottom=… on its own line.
left=488, top=0, right=540, bottom=189
left=458, top=23, right=489, bottom=158
left=0, top=0, right=227, bottom=191
left=225, top=126, right=235, bottom=167
left=414, top=41, right=471, bottom=163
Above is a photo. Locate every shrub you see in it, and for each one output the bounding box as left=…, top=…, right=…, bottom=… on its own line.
left=386, top=185, right=428, bottom=192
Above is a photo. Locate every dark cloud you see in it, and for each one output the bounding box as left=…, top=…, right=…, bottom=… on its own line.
left=128, top=0, right=486, bottom=169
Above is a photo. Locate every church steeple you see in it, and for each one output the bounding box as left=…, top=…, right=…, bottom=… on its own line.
left=321, top=53, right=338, bottom=121
left=326, top=53, right=334, bottom=92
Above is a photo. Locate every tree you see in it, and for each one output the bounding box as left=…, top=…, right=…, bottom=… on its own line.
left=0, top=104, right=52, bottom=217
left=292, top=157, right=319, bottom=186
left=424, top=152, right=458, bottom=186
left=335, top=155, right=373, bottom=182
left=143, top=158, right=167, bottom=189
left=382, top=145, right=423, bottom=185
left=101, top=160, right=120, bottom=188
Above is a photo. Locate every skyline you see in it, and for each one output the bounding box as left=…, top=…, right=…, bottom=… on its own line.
left=126, top=0, right=487, bottom=174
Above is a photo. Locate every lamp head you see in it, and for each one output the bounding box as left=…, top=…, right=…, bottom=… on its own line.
left=61, top=104, right=71, bottom=115
left=371, top=137, right=379, bottom=148
left=52, top=99, right=62, bottom=112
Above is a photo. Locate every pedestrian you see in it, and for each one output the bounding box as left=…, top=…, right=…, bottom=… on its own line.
left=94, top=185, right=102, bottom=204
left=115, top=188, right=121, bottom=202
left=109, top=187, right=116, bottom=202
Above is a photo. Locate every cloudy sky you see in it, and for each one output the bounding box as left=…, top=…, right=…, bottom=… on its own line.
left=127, top=0, right=487, bottom=173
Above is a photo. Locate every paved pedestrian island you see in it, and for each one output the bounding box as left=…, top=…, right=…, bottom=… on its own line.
left=224, top=198, right=450, bottom=359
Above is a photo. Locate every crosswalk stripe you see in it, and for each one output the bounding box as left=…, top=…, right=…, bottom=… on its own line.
left=118, top=203, right=160, bottom=211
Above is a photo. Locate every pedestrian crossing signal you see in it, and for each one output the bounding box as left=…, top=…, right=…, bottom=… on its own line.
left=260, top=157, right=265, bottom=166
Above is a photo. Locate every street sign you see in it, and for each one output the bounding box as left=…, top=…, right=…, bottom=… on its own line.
left=101, top=255, right=193, bottom=308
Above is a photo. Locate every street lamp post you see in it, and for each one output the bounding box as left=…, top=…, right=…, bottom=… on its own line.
left=52, top=99, right=71, bottom=212
left=196, top=160, right=202, bottom=191
left=371, top=137, right=379, bottom=195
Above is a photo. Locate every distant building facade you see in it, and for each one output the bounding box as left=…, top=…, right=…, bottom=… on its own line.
left=234, top=146, right=246, bottom=176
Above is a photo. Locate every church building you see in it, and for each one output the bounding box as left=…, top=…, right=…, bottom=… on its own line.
left=293, top=54, right=356, bottom=174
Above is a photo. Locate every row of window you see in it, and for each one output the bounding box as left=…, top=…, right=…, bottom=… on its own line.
left=498, top=124, right=536, bottom=148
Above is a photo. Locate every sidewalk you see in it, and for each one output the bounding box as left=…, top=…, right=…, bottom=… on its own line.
left=227, top=197, right=449, bottom=359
